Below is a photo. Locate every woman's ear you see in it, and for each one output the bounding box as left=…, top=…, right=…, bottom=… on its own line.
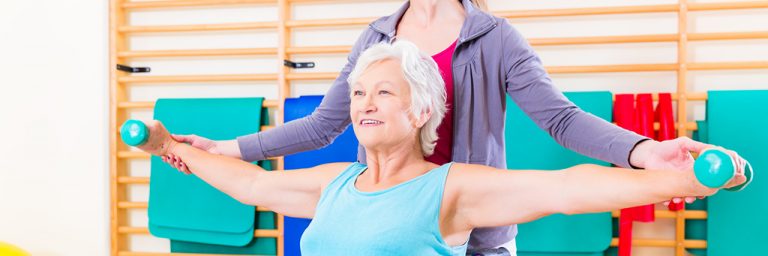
left=414, top=108, right=432, bottom=128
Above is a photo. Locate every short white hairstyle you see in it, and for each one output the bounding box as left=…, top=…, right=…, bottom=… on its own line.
left=347, top=40, right=447, bottom=157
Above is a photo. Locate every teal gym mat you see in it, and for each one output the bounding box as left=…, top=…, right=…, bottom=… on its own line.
left=148, top=98, right=266, bottom=246
left=505, top=92, right=613, bottom=255
left=706, top=90, right=767, bottom=255
left=171, top=156, right=277, bottom=254
left=685, top=120, right=708, bottom=256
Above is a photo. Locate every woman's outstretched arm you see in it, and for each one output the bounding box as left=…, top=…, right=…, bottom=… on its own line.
left=447, top=163, right=744, bottom=231
left=137, top=120, right=347, bottom=218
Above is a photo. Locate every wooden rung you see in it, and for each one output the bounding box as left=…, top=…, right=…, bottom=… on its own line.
left=117, top=201, right=270, bottom=212
left=497, top=2, right=768, bottom=19
left=688, top=61, right=768, bottom=71
left=689, top=1, right=768, bottom=11
left=288, top=0, right=398, bottom=3
left=118, top=74, right=278, bottom=84
left=287, top=45, right=351, bottom=54
left=610, top=238, right=707, bottom=248
left=277, top=32, right=768, bottom=54
left=287, top=64, right=692, bottom=79
left=278, top=31, right=767, bottom=56
left=117, top=151, right=280, bottom=160
left=117, top=176, right=149, bottom=184
left=286, top=17, right=372, bottom=28
left=118, top=202, right=147, bottom=209
left=116, top=126, right=273, bottom=136
left=118, top=22, right=278, bottom=33
left=117, top=101, right=155, bottom=109
left=118, top=227, right=280, bottom=237
left=662, top=122, right=697, bottom=131
left=530, top=34, right=677, bottom=46
left=286, top=72, right=338, bottom=80
left=283, top=61, right=764, bottom=77
left=547, top=64, right=678, bottom=74
left=497, top=4, right=679, bottom=19
left=609, top=122, right=698, bottom=130
left=611, top=210, right=707, bottom=219
left=611, top=92, right=708, bottom=101
left=122, top=0, right=276, bottom=9
left=117, top=151, right=148, bottom=159
left=689, top=31, right=768, bottom=41
left=118, top=48, right=278, bottom=58
left=118, top=100, right=278, bottom=109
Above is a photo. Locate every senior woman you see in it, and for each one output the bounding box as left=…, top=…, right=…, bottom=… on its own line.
left=163, top=1, right=735, bottom=253
left=136, top=41, right=746, bottom=256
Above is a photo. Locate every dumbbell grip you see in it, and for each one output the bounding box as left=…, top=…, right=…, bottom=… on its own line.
left=693, top=149, right=753, bottom=192
left=120, top=120, right=149, bottom=147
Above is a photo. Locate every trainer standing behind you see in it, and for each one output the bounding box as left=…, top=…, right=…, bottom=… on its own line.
left=161, top=0, right=741, bottom=254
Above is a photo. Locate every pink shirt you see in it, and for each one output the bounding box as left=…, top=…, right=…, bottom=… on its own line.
left=425, top=40, right=457, bottom=165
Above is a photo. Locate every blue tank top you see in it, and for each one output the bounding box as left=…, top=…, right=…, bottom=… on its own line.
left=300, top=162, right=467, bottom=255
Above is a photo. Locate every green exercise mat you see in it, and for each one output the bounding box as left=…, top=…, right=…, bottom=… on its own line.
left=148, top=98, right=265, bottom=246
left=506, top=92, right=613, bottom=255
left=685, top=120, right=708, bottom=256
left=706, top=90, right=767, bottom=256
left=171, top=158, right=277, bottom=254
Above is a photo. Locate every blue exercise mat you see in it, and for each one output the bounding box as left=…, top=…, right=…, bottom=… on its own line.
left=505, top=92, right=614, bottom=255
left=283, top=95, right=359, bottom=256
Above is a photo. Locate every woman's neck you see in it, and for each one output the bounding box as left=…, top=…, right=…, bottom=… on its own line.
left=405, top=0, right=465, bottom=28
left=362, top=141, right=433, bottom=185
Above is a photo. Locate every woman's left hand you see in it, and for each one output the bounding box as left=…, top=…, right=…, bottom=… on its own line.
left=136, top=120, right=177, bottom=156
left=632, top=137, right=747, bottom=205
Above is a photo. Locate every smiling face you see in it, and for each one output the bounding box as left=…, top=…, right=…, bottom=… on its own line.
left=350, top=58, right=425, bottom=153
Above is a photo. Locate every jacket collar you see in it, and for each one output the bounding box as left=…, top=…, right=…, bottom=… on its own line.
left=370, top=0, right=498, bottom=43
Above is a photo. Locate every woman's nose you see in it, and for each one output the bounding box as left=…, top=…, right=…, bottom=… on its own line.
left=362, top=96, right=377, bottom=113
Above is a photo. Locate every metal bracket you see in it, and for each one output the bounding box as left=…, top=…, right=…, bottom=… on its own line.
left=116, top=64, right=151, bottom=73
left=283, top=60, right=315, bottom=69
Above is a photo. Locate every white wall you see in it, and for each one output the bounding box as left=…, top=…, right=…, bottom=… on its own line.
left=0, top=0, right=109, bottom=255
left=0, top=0, right=765, bottom=255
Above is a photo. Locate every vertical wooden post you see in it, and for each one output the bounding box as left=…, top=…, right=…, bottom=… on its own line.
left=109, top=0, right=128, bottom=255
left=276, top=0, right=290, bottom=255
left=675, top=1, right=689, bottom=255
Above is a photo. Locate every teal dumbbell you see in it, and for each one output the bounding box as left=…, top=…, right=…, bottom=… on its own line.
left=694, top=149, right=754, bottom=192
left=120, top=120, right=149, bottom=147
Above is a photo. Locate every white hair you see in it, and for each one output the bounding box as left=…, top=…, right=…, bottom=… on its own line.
left=347, top=40, right=447, bottom=157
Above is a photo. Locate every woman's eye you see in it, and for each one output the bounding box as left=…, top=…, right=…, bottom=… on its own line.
left=379, top=90, right=391, bottom=95
left=353, top=90, right=364, bottom=96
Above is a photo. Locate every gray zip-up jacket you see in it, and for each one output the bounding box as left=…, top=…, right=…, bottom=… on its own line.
left=237, top=0, right=647, bottom=249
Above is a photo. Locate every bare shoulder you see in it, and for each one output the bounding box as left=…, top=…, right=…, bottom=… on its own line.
left=445, top=163, right=507, bottom=191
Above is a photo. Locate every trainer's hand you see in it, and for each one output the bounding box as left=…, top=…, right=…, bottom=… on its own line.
left=172, top=134, right=220, bottom=154
left=162, top=153, right=191, bottom=175
left=161, top=135, right=243, bottom=174
left=630, top=137, right=700, bottom=205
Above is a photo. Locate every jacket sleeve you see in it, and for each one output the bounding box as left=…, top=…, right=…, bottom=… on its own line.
left=236, top=29, right=375, bottom=162
left=500, top=20, right=648, bottom=168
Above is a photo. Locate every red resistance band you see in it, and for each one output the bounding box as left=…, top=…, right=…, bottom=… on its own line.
left=615, top=94, right=659, bottom=256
